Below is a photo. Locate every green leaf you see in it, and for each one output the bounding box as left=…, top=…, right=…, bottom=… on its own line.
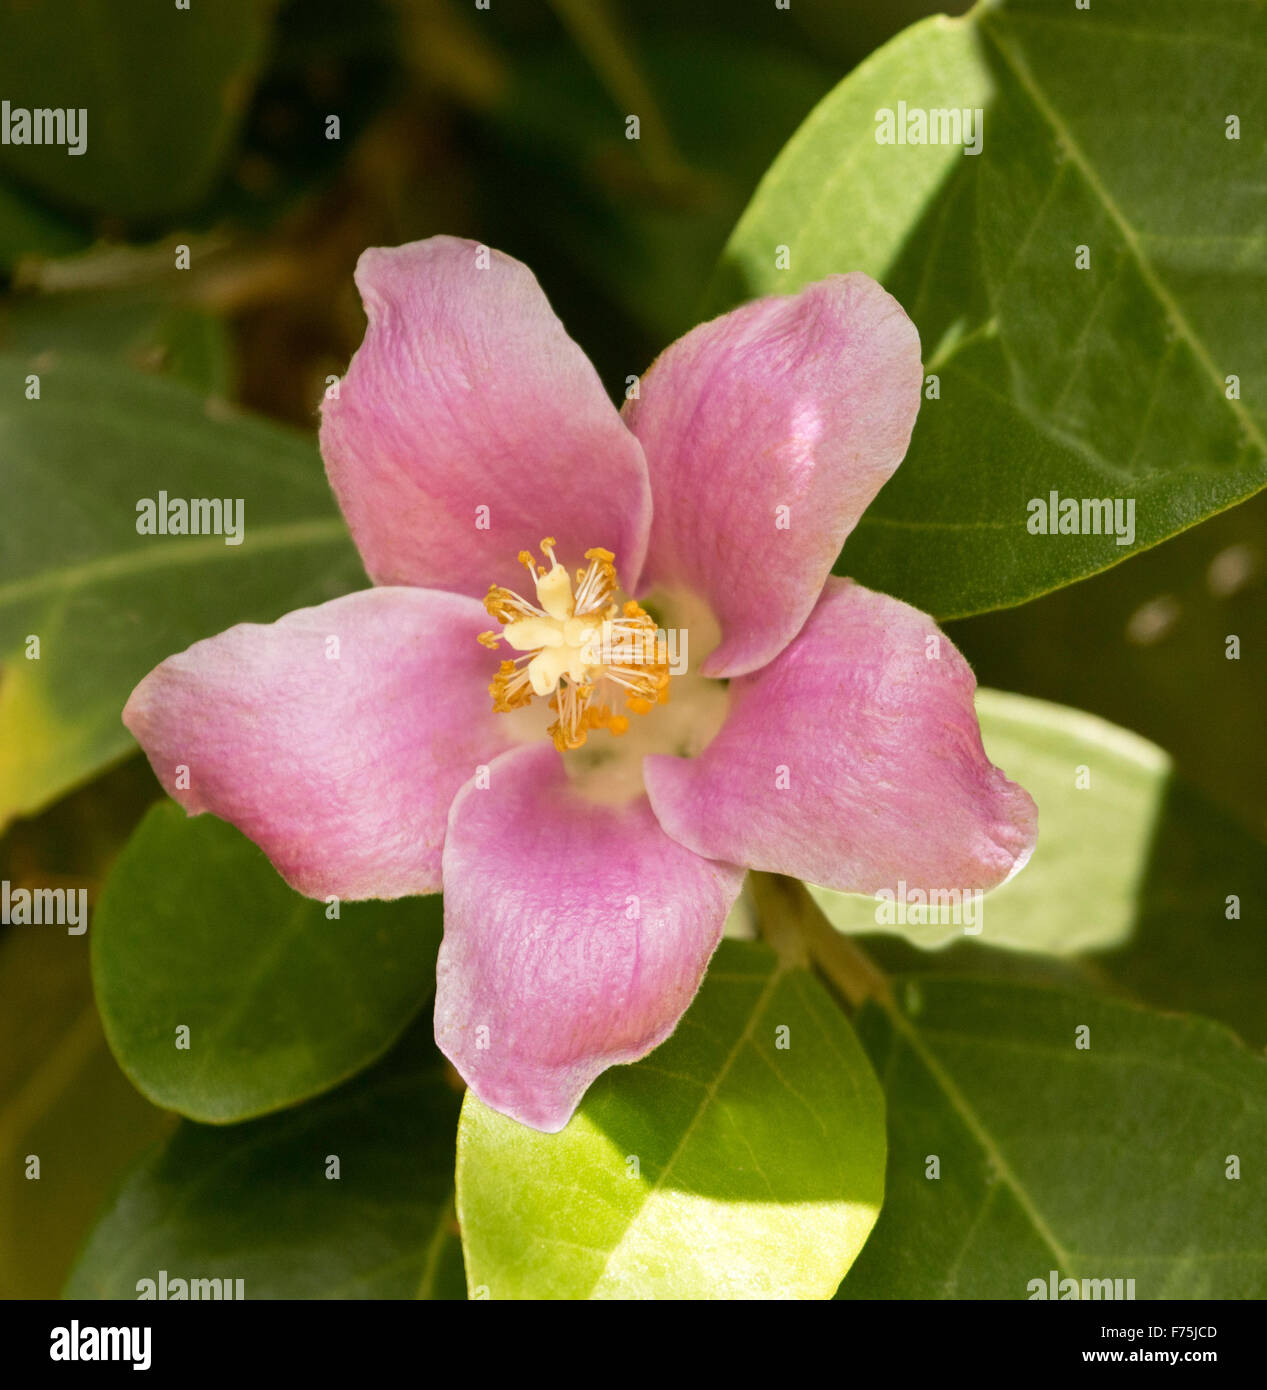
left=0, top=353, right=363, bottom=825
left=457, top=939, right=885, bottom=1299
left=713, top=2, right=1267, bottom=618
left=1088, top=780, right=1267, bottom=1051
left=808, top=688, right=1172, bottom=954
left=838, top=763, right=1267, bottom=1051
left=839, top=978, right=1267, bottom=1299
left=64, top=1019, right=465, bottom=1300
left=92, top=803, right=442, bottom=1123
left=0, top=0, right=275, bottom=221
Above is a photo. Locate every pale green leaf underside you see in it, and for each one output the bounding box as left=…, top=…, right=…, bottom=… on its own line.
left=457, top=939, right=885, bottom=1299
left=809, top=687, right=1172, bottom=954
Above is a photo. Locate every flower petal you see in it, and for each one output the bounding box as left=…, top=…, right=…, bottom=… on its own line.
left=320, top=236, right=652, bottom=595
left=123, top=587, right=515, bottom=901
left=624, top=274, right=922, bottom=676
left=644, top=578, right=1036, bottom=895
left=435, top=742, right=745, bottom=1132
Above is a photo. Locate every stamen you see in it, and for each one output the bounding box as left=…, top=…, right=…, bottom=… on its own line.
left=480, top=540, right=673, bottom=749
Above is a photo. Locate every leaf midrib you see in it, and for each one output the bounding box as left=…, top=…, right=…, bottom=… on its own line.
left=884, top=998, right=1079, bottom=1277
left=0, top=516, right=351, bottom=610
left=587, top=962, right=785, bottom=1296
left=978, top=7, right=1267, bottom=458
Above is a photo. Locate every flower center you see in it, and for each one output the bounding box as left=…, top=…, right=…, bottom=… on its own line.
left=480, top=539, right=671, bottom=751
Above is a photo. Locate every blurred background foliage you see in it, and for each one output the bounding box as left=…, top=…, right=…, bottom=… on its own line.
left=0, top=0, right=1261, bottom=1298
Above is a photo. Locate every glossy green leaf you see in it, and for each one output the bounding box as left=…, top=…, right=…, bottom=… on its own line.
left=64, top=1019, right=465, bottom=1300
left=0, top=0, right=275, bottom=221
left=0, top=353, right=363, bottom=825
left=457, top=939, right=885, bottom=1299
left=809, top=688, right=1172, bottom=954
left=92, top=803, right=442, bottom=1123
left=713, top=1, right=1267, bottom=618
left=840, top=978, right=1267, bottom=1298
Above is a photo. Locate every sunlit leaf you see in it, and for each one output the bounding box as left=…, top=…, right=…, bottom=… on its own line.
left=808, top=689, right=1171, bottom=955
left=458, top=939, right=885, bottom=1299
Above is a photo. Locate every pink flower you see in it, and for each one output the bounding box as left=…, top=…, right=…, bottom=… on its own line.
left=123, top=237, right=1036, bottom=1131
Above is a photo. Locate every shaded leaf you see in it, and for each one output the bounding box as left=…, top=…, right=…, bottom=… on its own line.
left=0, top=0, right=275, bottom=221
left=0, top=179, right=87, bottom=270
left=840, top=978, right=1267, bottom=1299
left=93, top=803, right=442, bottom=1123
left=64, top=1019, right=465, bottom=1300
left=457, top=939, right=885, bottom=1299
left=1, top=288, right=232, bottom=394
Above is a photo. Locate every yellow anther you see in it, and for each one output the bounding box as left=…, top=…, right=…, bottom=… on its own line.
left=480, top=542, right=673, bottom=749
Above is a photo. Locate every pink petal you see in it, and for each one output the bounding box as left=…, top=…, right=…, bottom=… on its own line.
left=123, top=588, right=516, bottom=901
left=435, top=742, right=745, bottom=1132
left=624, top=274, right=922, bottom=677
left=320, top=236, right=652, bottom=595
left=644, top=579, right=1036, bottom=895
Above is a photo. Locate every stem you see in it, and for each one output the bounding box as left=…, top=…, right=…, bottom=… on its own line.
left=750, top=873, right=893, bottom=1010
left=748, top=872, right=809, bottom=967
